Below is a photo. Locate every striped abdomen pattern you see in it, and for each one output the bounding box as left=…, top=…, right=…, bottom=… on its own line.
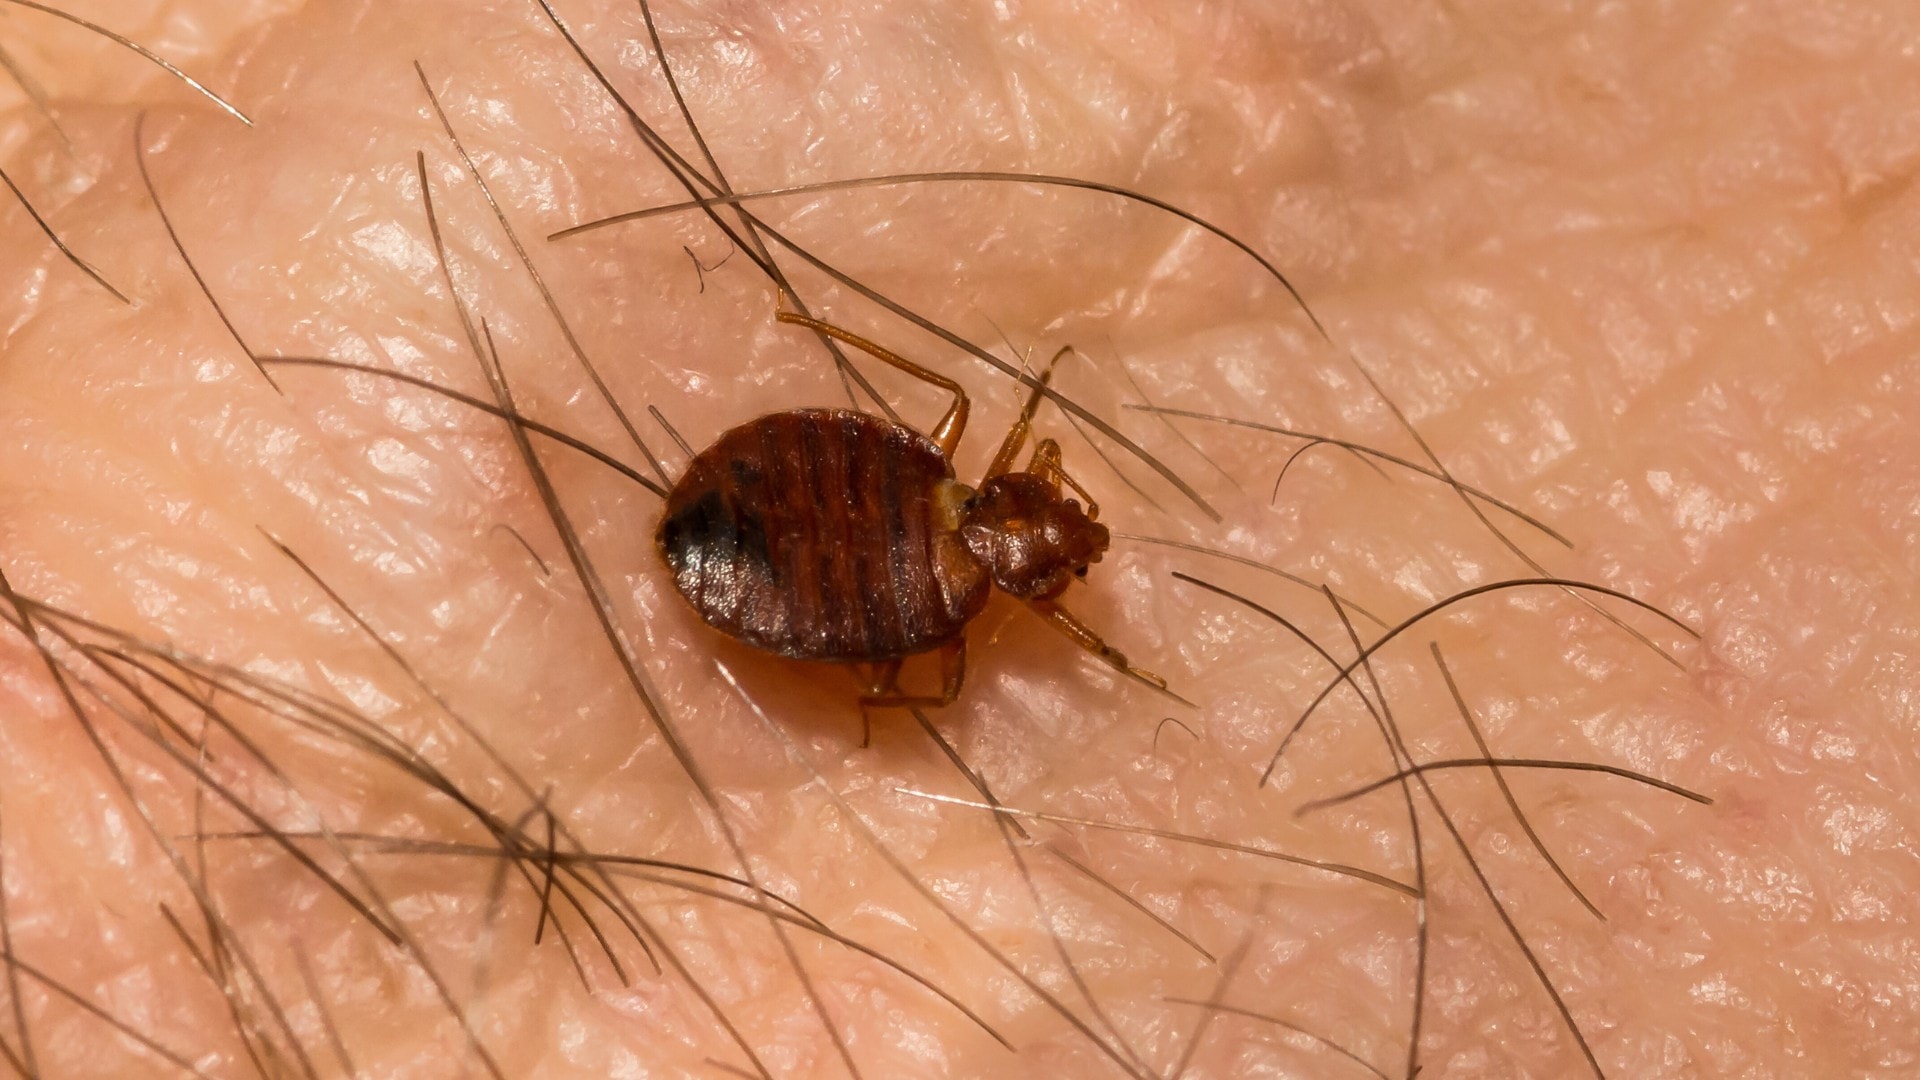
left=657, top=409, right=990, bottom=661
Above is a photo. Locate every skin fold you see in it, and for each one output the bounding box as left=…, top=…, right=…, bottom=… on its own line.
left=1, top=0, right=1917, bottom=1076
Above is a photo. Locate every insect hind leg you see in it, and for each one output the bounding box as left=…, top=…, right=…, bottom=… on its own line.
left=857, top=639, right=968, bottom=743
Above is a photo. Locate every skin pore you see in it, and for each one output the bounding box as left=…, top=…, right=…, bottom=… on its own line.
left=2, top=0, right=1919, bottom=1076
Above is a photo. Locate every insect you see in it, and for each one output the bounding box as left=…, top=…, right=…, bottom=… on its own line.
left=656, top=310, right=1177, bottom=728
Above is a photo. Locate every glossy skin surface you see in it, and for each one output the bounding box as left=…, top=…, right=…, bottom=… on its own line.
left=658, top=408, right=989, bottom=661
left=4, top=0, right=1920, bottom=1075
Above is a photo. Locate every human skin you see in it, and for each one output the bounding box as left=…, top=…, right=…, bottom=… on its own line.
left=1, top=0, right=1916, bottom=1076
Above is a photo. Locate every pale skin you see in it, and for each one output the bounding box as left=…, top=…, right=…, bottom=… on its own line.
left=0, top=0, right=1916, bottom=1077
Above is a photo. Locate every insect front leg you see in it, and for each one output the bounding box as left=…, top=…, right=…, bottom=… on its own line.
left=1027, top=599, right=1189, bottom=705
left=1026, top=437, right=1101, bottom=521
left=985, top=344, right=1076, bottom=479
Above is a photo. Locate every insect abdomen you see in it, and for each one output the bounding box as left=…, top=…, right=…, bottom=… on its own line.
left=658, top=409, right=988, bottom=661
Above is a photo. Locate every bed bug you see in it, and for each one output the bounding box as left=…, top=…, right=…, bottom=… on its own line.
left=656, top=311, right=1176, bottom=730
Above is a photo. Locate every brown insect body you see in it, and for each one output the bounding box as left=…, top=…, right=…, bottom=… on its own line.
left=656, top=311, right=1166, bottom=714
left=658, top=408, right=994, bottom=661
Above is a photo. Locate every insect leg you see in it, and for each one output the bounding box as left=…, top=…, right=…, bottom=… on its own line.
left=1027, top=599, right=1189, bottom=704
left=1026, top=437, right=1101, bottom=521
left=984, top=345, right=1075, bottom=479
left=776, top=310, right=970, bottom=456
left=852, top=659, right=906, bottom=746
left=858, top=639, right=967, bottom=714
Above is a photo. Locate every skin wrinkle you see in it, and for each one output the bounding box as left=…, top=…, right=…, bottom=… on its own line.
left=0, top=0, right=1916, bottom=1077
